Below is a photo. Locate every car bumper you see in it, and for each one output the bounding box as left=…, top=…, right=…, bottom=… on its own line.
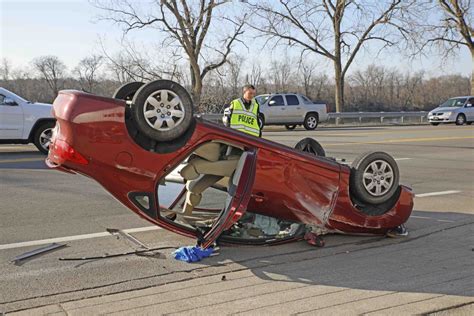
left=427, top=115, right=454, bottom=123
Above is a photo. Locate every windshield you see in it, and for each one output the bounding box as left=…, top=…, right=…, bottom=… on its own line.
left=440, top=98, right=466, bottom=107
left=255, top=95, right=270, bottom=105
left=0, top=88, right=30, bottom=103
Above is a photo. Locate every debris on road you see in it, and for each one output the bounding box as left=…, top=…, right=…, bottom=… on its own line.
left=173, top=246, right=215, bottom=263
left=59, top=246, right=176, bottom=261
left=11, top=243, right=67, bottom=265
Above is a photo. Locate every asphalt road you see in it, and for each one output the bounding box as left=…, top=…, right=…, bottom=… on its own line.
left=0, top=124, right=473, bottom=315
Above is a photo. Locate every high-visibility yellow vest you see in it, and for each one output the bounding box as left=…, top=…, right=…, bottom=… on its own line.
left=229, top=98, right=261, bottom=137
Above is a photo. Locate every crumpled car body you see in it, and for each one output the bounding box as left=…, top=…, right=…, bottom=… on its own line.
left=47, top=91, right=414, bottom=248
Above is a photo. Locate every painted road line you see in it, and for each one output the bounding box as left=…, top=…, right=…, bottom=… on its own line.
left=324, top=136, right=474, bottom=147
left=0, top=158, right=45, bottom=164
left=415, top=190, right=462, bottom=198
left=410, top=215, right=455, bottom=223
left=0, top=226, right=162, bottom=251
left=338, top=157, right=412, bottom=164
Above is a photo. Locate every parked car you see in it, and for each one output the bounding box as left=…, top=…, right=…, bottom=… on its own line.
left=427, top=96, right=474, bottom=126
left=255, top=93, right=329, bottom=130
left=46, top=80, right=413, bottom=249
left=0, top=87, right=55, bottom=154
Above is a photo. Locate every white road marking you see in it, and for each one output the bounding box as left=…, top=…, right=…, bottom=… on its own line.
left=0, top=226, right=161, bottom=251
left=338, top=157, right=412, bottom=164
left=410, top=215, right=455, bottom=223
left=415, top=190, right=462, bottom=198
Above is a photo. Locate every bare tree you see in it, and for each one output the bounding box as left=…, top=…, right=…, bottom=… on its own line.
left=0, top=58, right=11, bottom=81
left=246, top=62, right=263, bottom=88
left=250, top=0, right=414, bottom=112
left=74, top=55, right=104, bottom=93
left=420, top=1, right=473, bottom=94
left=94, top=0, right=246, bottom=106
left=298, top=60, right=317, bottom=98
left=32, top=55, right=67, bottom=96
left=270, top=59, right=293, bottom=92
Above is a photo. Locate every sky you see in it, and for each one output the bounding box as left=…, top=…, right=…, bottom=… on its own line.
left=0, top=0, right=472, bottom=78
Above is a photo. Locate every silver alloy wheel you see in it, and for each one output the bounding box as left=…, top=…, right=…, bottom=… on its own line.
left=143, top=89, right=185, bottom=131
left=362, top=159, right=394, bottom=197
left=39, top=128, right=53, bottom=151
left=457, top=115, right=465, bottom=124
left=307, top=116, right=317, bottom=128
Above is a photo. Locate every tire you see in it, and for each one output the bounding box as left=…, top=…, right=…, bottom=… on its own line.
left=467, top=122, right=473, bottom=125
left=33, top=121, right=55, bottom=154
left=350, top=151, right=399, bottom=205
left=294, top=137, right=325, bottom=157
left=303, top=113, right=318, bottom=130
left=430, top=122, right=440, bottom=126
left=455, top=114, right=466, bottom=125
left=258, top=113, right=265, bottom=129
left=131, top=80, right=193, bottom=142
left=113, top=82, right=145, bottom=101
left=285, top=124, right=297, bottom=130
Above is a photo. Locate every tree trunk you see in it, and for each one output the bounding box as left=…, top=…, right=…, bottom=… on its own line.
left=471, top=48, right=474, bottom=95
left=334, top=60, right=344, bottom=113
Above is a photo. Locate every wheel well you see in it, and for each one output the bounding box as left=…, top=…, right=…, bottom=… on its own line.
left=28, top=119, right=56, bottom=142
left=457, top=113, right=466, bottom=117
left=305, top=112, right=319, bottom=120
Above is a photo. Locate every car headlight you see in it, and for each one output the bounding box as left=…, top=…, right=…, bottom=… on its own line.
left=444, top=112, right=452, bottom=116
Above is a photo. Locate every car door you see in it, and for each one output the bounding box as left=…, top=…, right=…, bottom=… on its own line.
left=464, top=97, right=474, bottom=121
left=284, top=94, right=302, bottom=123
left=266, top=95, right=288, bottom=124
left=200, top=149, right=257, bottom=248
left=0, top=94, right=24, bottom=139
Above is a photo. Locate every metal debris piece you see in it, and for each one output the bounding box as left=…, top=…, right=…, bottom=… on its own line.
left=11, top=243, right=67, bottom=264
left=106, top=228, right=149, bottom=249
left=58, top=246, right=176, bottom=261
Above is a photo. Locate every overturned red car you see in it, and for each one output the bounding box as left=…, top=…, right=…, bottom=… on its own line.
left=47, top=80, right=413, bottom=248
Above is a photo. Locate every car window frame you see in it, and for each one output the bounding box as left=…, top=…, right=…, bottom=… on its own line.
left=268, top=95, right=285, bottom=107
left=285, top=94, right=300, bottom=106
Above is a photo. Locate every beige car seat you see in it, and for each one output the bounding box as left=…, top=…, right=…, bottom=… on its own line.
left=179, top=142, right=242, bottom=216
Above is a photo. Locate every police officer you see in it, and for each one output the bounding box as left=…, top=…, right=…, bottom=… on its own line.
left=223, top=84, right=263, bottom=137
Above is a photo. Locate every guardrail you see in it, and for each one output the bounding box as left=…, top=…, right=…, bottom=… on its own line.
left=199, top=111, right=429, bottom=126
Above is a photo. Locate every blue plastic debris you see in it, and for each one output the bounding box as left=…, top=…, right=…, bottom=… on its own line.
left=173, top=246, right=214, bottom=263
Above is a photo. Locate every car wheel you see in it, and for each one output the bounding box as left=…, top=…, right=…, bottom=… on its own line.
left=258, top=113, right=265, bottom=130
left=455, top=114, right=466, bottom=125
left=467, top=122, right=473, bottom=125
left=113, top=82, right=145, bottom=101
left=350, top=151, right=399, bottom=205
left=294, top=137, right=325, bottom=157
left=430, top=122, right=440, bottom=126
left=303, top=113, right=318, bottom=130
left=131, top=80, right=193, bottom=142
left=33, top=121, right=55, bottom=154
left=285, top=124, right=297, bottom=130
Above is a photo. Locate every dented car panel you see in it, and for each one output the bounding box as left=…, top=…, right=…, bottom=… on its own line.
left=47, top=91, right=414, bottom=246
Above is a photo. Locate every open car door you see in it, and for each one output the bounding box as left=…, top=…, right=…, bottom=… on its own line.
left=199, top=149, right=257, bottom=248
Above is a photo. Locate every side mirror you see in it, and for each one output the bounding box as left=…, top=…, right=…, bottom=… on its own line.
left=4, top=97, right=18, bottom=106
left=269, top=100, right=276, bottom=105
left=465, top=103, right=473, bottom=108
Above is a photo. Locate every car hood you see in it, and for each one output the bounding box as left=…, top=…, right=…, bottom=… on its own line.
left=431, top=106, right=461, bottom=113
left=23, top=102, right=54, bottom=117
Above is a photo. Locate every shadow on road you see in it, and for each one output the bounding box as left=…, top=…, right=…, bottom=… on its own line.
left=202, top=210, right=474, bottom=297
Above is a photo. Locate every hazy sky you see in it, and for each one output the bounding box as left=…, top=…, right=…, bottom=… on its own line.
left=1, top=0, right=472, bottom=78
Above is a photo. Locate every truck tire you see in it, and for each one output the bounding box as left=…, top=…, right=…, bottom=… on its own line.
left=33, top=121, right=55, bottom=154
left=303, top=113, right=318, bottom=130
left=113, top=82, right=145, bottom=101
left=350, top=151, right=399, bottom=205
left=294, top=138, right=325, bottom=157
left=131, top=80, right=193, bottom=142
